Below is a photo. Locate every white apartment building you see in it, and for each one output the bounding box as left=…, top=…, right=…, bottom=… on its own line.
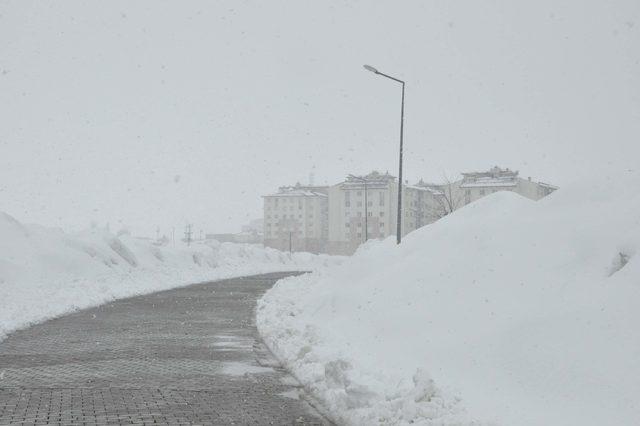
left=327, top=171, right=442, bottom=255
left=456, top=166, right=557, bottom=205
left=262, top=167, right=556, bottom=256
left=262, top=184, right=328, bottom=254
left=404, top=183, right=446, bottom=230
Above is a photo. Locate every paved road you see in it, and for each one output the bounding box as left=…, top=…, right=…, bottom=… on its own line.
left=0, top=272, right=331, bottom=425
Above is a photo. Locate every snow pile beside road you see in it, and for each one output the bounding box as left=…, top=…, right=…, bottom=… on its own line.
left=257, top=171, right=640, bottom=426
left=0, top=212, right=340, bottom=341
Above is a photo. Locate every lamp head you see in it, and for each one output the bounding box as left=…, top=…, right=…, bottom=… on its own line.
left=363, top=64, right=378, bottom=74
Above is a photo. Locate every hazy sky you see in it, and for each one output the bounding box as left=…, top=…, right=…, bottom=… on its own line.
left=1, top=1, right=639, bottom=236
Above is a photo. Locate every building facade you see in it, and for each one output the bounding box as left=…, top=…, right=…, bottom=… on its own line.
left=327, top=171, right=443, bottom=255
left=403, top=183, right=446, bottom=232
left=262, top=167, right=556, bottom=256
left=456, top=166, right=557, bottom=205
left=262, top=184, right=328, bottom=254
left=327, top=171, right=397, bottom=255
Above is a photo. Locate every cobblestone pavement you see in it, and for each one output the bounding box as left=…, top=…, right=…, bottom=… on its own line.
left=0, top=272, right=332, bottom=425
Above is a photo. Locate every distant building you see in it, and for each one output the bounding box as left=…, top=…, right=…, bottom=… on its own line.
left=456, top=166, right=557, bottom=205
left=237, top=218, right=263, bottom=243
left=327, top=171, right=442, bottom=255
left=261, top=167, right=557, bottom=256
left=205, top=219, right=263, bottom=245
left=241, top=218, right=264, bottom=235
left=404, top=182, right=446, bottom=230
left=205, top=233, right=237, bottom=243
left=262, top=183, right=329, bottom=254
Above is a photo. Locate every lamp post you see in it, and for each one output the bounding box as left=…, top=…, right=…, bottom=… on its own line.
left=363, top=64, right=405, bottom=245
left=348, top=174, right=368, bottom=242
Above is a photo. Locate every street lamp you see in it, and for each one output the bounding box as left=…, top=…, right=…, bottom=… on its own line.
left=348, top=174, right=368, bottom=242
left=363, top=64, right=405, bottom=245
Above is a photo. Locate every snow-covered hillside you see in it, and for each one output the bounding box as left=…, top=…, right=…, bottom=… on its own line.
left=0, top=211, right=340, bottom=342
left=257, top=171, right=640, bottom=426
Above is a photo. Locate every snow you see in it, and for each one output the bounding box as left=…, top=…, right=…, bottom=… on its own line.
left=257, top=171, right=640, bottom=426
left=0, top=211, right=342, bottom=342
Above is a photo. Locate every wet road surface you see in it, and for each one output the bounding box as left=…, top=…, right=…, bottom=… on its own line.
left=0, top=272, right=330, bottom=425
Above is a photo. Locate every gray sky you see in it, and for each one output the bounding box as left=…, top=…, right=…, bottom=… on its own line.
left=1, top=0, right=639, bottom=236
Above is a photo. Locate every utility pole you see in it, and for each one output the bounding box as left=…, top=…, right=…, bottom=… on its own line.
left=363, top=64, right=405, bottom=244
left=184, top=224, right=193, bottom=246
left=289, top=230, right=292, bottom=253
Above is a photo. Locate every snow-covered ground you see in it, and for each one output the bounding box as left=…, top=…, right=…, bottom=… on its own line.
left=257, top=171, right=640, bottom=426
left=0, top=211, right=341, bottom=342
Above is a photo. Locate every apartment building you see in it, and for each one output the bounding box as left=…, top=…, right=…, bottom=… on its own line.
left=456, top=166, right=557, bottom=205
left=327, top=171, right=395, bottom=255
left=262, top=184, right=328, bottom=254
left=327, top=171, right=443, bottom=255
left=262, top=167, right=557, bottom=255
left=403, top=183, right=446, bottom=231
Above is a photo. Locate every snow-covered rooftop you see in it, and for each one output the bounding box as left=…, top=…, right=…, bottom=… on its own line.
left=460, top=166, right=519, bottom=188
left=341, top=170, right=396, bottom=189
left=538, top=181, right=559, bottom=190
left=263, top=185, right=328, bottom=198
left=460, top=177, right=518, bottom=188
left=405, top=184, right=444, bottom=195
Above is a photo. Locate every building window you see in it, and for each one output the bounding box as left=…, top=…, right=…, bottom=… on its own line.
left=367, top=201, right=373, bottom=207
left=368, top=212, right=373, bottom=217
left=345, top=201, right=351, bottom=207
left=379, top=212, right=385, bottom=217
left=380, top=222, right=384, bottom=227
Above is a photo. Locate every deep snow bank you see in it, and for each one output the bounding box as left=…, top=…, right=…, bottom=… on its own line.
left=0, top=211, right=340, bottom=341
left=257, top=172, right=640, bottom=426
